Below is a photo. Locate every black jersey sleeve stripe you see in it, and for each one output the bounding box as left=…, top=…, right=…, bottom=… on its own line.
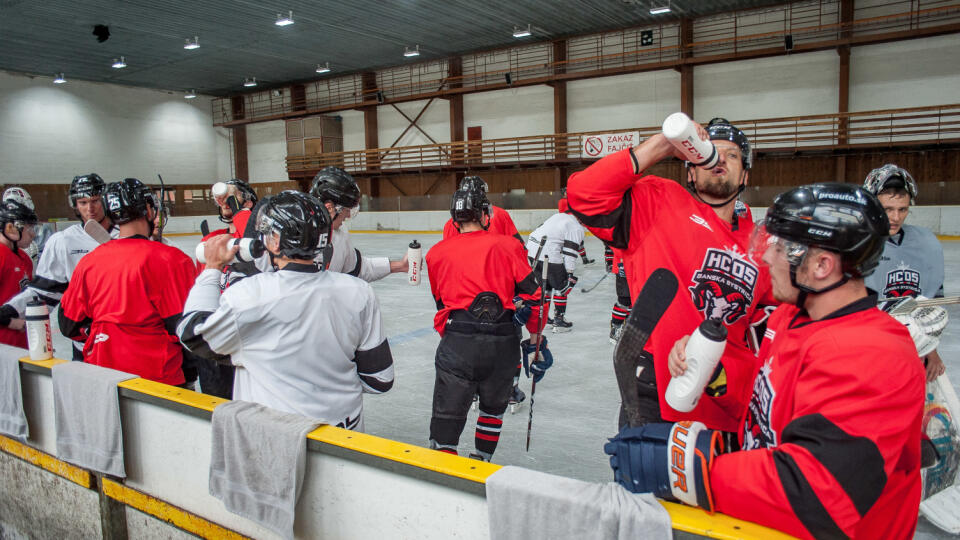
left=29, top=276, right=69, bottom=294
left=781, top=413, right=887, bottom=517
left=57, top=309, right=90, bottom=339
left=177, top=311, right=232, bottom=365
left=348, top=248, right=363, bottom=277
left=516, top=271, right=540, bottom=296
left=773, top=450, right=849, bottom=540
left=562, top=239, right=581, bottom=251
left=354, top=339, right=393, bottom=373
left=513, top=233, right=524, bottom=245
left=568, top=190, right=632, bottom=250
left=163, top=313, right=182, bottom=338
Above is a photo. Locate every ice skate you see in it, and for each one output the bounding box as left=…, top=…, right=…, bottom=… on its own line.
left=552, top=313, right=573, bottom=333
left=508, top=384, right=526, bottom=414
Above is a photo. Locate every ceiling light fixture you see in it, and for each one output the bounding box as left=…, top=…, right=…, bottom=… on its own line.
left=649, top=4, right=671, bottom=14
left=53, top=73, right=66, bottom=84
left=403, top=45, right=420, bottom=58
left=111, top=56, right=127, bottom=69
left=275, top=10, right=294, bottom=26
left=315, top=62, right=331, bottom=74
left=243, top=77, right=257, bottom=87
left=513, top=24, right=532, bottom=38
left=184, top=36, right=200, bottom=50
left=184, top=89, right=197, bottom=99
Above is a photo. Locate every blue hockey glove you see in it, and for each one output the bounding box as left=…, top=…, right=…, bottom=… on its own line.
left=604, top=421, right=723, bottom=513
left=521, top=337, right=553, bottom=383
left=512, top=296, right=532, bottom=327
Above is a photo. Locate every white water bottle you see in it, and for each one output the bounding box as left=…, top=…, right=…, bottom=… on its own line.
left=665, top=319, right=727, bottom=412
left=25, top=297, right=53, bottom=361
left=407, top=240, right=422, bottom=286
left=662, top=112, right=718, bottom=169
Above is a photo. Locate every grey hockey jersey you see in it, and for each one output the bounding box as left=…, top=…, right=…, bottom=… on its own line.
left=866, top=224, right=944, bottom=298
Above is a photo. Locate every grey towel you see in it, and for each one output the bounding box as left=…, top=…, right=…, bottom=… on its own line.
left=0, top=344, right=29, bottom=440
left=52, top=362, right=136, bottom=477
left=209, top=400, right=322, bottom=540
left=486, top=466, right=673, bottom=540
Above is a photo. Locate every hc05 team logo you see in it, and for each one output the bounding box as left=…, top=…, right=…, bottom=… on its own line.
left=883, top=264, right=921, bottom=298
left=688, top=247, right=759, bottom=324
left=743, top=361, right=778, bottom=450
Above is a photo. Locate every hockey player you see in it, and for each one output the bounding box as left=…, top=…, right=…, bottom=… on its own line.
left=426, top=189, right=547, bottom=461
left=863, top=164, right=946, bottom=381
left=526, top=197, right=585, bottom=332
left=608, top=183, right=923, bottom=540
left=0, top=198, right=38, bottom=347
left=1, top=174, right=118, bottom=360
left=567, top=117, right=773, bottom=431
left=59, top=178, right=196, bottom=385
left=178, top=191, right=394, bottom=429
left=310, top=167, right=409, bottom=280
left=605, top=245, right=632, bottom=344
left=196, top=179, right=257, bottom=273
left=441, top=176, right=523, bottom=244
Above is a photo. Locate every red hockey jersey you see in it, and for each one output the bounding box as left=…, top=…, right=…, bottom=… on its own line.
left=711, top=296, right=923, bottom=539
left=567, top=148, right=773, bottom=430
left=60, top=237, right=196, bottom=385
left=0, top=246, right=33, bottom=348
left=442, top=205, right=521, bottom=241
left=426, top=230, right=541, bottom=335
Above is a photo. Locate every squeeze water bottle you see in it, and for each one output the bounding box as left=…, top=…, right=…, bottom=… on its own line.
left=665, top=319, right=727, bottom=412
left=662, top=112, right=719, bottom=169
left=407, top=240, right=422, bottom=286
left=25, top=297, right=53, bottom=361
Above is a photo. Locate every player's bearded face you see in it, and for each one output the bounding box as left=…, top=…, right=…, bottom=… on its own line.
left=693, top=141, right=745, bottom=199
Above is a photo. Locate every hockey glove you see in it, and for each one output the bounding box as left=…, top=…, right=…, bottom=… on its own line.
left=512, top=296, right=532, bottom=327
left=893, top=304, right=948, bottom=358
left=604, top=421, right=723, bottom=513
left=521, top=337, right=554, bottom=383
left=0, top=304, right=17, bottom=328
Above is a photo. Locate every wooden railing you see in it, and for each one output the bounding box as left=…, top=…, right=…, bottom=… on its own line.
left=286, top=104, right=960, bottom=176
left=214, top=0, right=960, bottom=126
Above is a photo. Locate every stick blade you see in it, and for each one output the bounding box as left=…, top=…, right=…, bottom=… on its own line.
left=83, top=220, right=112, bottom=245
left=200, top=219, right=210, bottom=236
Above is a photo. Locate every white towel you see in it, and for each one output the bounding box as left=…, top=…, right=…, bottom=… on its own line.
left=486, top=465, right=673, bottom=540
left=52, top=362, right=136, bottom=477
left=0, top=344, right=29, bottom=440
left=209, top=400, right=322, bottom=540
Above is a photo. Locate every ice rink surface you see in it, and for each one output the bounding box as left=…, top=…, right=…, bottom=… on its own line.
left=51, top=229, right=960, bottom=538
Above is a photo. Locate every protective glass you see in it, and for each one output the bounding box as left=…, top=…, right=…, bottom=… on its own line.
left=335, top=204, right=359, bottom=221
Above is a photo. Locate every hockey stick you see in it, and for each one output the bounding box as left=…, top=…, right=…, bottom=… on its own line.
left=614, top=268, right=679, bottom=428
left=580, top=271, right=609, bottom=293
left=156, top=174, right=167, bottom=241
left=83, top=219, right=112, bottom=245
left=200, top=219, right=210, bottom=236
left=526, top=254, right=551, bottom=452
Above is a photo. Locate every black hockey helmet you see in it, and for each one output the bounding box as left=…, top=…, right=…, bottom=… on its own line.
left=450, top=189, right=490, bottom=225
left=863, top=164, right=918, bottom=203
left=104, top=178, right=159, bottom=225
left=765, top=182, right=888, bottom=289
left=459, top=176, right=488, bottom=195
left=69, top=173, right=107, bottom=207
left=0, top=199, right=38, bottom=246
left=255, top=190, right=331, bottom=260
left=224, top=179, right=258, bottom=204
left=706, top=118, right=751, bottom=170
left=310, top=167, right=361, bottom=209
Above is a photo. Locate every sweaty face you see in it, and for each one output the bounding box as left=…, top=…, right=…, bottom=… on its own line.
left=692, top=140, right=746, bottom=201
left=877, top=192, right=910, bottom=235
left=75, top=195, right=105, bottom=223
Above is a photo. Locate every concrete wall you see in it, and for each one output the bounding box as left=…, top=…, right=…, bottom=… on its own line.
left=0, top=70, right=230, bottom=185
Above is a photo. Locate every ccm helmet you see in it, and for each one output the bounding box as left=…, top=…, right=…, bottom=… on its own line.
left=255, top=190, right=331, bottom=260
left=459, top=176, right=488, bottom=195
left=224, top=179, right=258, bottom=204
left=69, top=173, right=107, bottom=207
left=1, top=198, right=39, bottom=246
left=765, top=183, right=888, bottom=294
left=450, top=189, right=490, bottom=226
left=863, top=164, right=918, bottom=203
left=104, top=178, right=159, bottom=224
left=310, top=167, right=361, bottom=209
left=705, top=118, right=751, bottom=170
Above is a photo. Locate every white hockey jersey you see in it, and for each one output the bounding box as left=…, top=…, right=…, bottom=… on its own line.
left=526, top=213, right=585, bottom=274
left=867, top=224, right=944, bottom=298
left=6, top=223, right=119, bottom=315
left=324, top=226, right=391, bottom=282
left=178, top=266, right=394, bottom=430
